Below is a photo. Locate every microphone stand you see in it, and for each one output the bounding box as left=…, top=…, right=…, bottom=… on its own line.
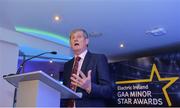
left=22, top=54, right=26, bottom=74
left=16, top=52, right=55, bottom=74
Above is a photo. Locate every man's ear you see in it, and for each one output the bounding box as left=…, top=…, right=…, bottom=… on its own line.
left=86, top=38, right=89, bottom=46
left=70, top=39, right=73, bottom=48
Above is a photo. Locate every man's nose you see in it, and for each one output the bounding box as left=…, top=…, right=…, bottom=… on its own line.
left=74, top=39, right=78, bottom=42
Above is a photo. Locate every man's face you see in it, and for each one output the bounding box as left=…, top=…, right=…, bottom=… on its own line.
left=70, top=31, right=89, bottom=53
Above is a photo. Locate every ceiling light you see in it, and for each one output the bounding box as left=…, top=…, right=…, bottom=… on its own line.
left=49, top=59, right=53, bottom=63
left=50, top=74, right=54, bottom=77
left=146, top=27, right=167, bottom=36
left=54, top=15, right=60, bottom=21
left=89, top=32, right=103, bottom=37
left=120, top=43, right=124, bottom=48
left=15, top=26, right=70, bottom=47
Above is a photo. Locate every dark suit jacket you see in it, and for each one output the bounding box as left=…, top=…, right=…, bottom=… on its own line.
left=62, top=51, right=112, bottom=107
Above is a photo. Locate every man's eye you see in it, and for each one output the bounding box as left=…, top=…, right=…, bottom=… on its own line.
left=78, top=35, right=82, bottom=38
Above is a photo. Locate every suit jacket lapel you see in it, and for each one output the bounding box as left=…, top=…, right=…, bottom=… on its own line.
left=67, top=58, right=74, bottom=87
left=81, top=51, right=91, bottom=75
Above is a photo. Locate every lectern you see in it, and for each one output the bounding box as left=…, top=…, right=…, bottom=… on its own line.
left=3, top=71, right=82, bottom=107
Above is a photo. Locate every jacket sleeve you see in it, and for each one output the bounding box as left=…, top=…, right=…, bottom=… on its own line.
left=89, top=54, right=112, bottom=99
left=62, top=62, right=68, bottom=87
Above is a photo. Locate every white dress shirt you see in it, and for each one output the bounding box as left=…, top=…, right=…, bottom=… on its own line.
left=74, top=49, right=87, bottom=75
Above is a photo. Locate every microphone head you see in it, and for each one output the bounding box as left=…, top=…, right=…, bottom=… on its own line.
left=50, top=51, right=57, bottom=55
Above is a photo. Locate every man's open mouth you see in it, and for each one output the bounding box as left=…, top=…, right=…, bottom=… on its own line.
left=74, top=43, right=79, bottom=46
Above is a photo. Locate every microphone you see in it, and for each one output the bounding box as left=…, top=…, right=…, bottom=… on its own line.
left=16, top=51, right=57, bottom=74
left=50, top=51, right=57, bottom=55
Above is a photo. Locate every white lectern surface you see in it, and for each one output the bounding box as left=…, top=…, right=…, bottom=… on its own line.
left=4, top=71, right=82, bottom=99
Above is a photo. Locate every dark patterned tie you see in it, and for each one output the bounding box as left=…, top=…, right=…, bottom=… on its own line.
left=67, top=56, right=81, bottom=107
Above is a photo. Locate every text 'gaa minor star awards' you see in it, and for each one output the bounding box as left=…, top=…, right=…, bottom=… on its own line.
left=115, top=64, right=179, bottom=107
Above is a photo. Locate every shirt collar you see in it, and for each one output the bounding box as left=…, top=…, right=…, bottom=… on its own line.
left=75, top=49, right=87, bottom=60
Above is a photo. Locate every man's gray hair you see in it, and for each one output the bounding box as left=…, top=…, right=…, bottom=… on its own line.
left=70, top=28, right=88, bottom=38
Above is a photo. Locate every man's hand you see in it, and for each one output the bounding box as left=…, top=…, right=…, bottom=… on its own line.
left=71, top=70, right=92, bottom=93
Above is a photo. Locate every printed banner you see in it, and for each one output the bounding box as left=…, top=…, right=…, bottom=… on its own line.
left=112, top=53, right=180, bottom=107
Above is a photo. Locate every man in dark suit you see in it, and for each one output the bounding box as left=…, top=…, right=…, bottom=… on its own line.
left=62, top=28, right=112, bottom=107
